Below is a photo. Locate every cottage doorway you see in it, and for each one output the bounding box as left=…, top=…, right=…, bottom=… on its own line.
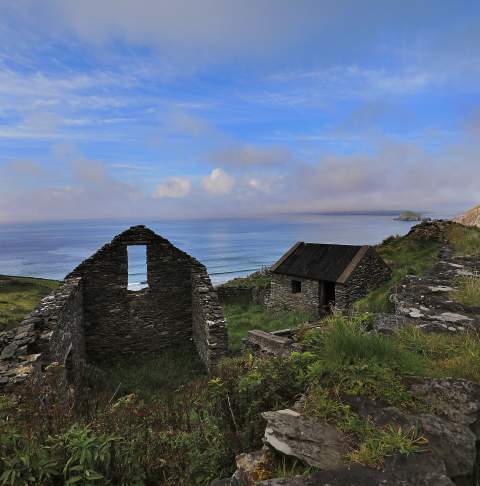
left=319, top=281, right=335, bottom=313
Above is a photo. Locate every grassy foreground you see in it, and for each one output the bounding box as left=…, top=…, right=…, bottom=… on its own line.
left=3, top=312, right=480, bottom=484
left=0, top=275, right=59, bottom=330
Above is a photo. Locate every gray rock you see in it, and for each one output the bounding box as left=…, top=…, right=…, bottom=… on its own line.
left=257, top=453, right=454, bottom=485
left=262, top=409, right=348, bottom=470
left=0, top=343, right=17, bottom=360
left=408, top=377, right=480, bottom=427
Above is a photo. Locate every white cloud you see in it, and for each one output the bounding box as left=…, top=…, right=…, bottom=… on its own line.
left=154, top=177, right=192, bottom=198
left=247, top=175, right=283, bottom=194
left=202, top=168, right=234, bottom=195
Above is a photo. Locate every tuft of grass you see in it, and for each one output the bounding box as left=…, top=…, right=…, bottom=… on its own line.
left=348, top=422, right=427, bottom=468
left=303, top=314, right=425, bottom=378
left=447, top=223, right=480, bottom=257
left=0, top=275, right=59, bottom=330
left=396, top=326, right=480, bottom=383
left=451, top=274, right=480, bottom=307
left=355, top=234, right=441, bottom=313
left=223, top=303, right=313, bottom=352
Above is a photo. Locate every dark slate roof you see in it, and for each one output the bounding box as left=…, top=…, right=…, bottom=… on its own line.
left=271, top=242, right=367, bottom=282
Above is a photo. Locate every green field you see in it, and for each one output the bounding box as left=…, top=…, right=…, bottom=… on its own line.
left=0, top=275, right=59, bottom=330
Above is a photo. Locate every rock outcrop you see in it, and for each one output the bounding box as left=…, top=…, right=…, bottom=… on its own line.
left=227, top=375, right=480, bottom=485
left=454, top=204, right=480, bottom=228
left=390, top=245, right=480, bottom=333
left=257, top=453, right=454, bottom=486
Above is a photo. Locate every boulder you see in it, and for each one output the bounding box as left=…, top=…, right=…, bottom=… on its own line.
left=261, top=409, right=348, bottom=470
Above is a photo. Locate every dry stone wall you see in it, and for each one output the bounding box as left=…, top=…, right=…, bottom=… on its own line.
left=335, top=248, right=391, bottom=309
left=268, top=274, right=319, bottom=314
left=192, top=266, right=228, bottom=370
left=0, top=277, right=86, bottom=394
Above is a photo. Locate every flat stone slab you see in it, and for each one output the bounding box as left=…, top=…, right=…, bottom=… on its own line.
left=262, top=409, right=348, bottom=470
left=429, top=312, right=473, bottom=323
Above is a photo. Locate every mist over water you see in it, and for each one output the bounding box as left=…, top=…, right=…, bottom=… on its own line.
left=0, top=213, right=453, bottom=285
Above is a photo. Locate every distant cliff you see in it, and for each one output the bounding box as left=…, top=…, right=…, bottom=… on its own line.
left=454, top=204, right=480, bottom=228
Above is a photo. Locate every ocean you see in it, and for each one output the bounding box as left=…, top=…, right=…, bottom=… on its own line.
left=0, top=213, right=451, bottom=286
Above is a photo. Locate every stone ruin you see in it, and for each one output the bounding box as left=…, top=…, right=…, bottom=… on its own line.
left=0, top=225, right=228, bottom=396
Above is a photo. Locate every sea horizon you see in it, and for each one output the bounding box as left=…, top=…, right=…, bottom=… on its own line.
left=0, top=211, right=456, bottom=285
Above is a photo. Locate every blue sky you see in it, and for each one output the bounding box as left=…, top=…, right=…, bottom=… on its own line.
left=0, top=0, right=479, bottom=222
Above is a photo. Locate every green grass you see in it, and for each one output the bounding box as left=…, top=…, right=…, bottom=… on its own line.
left=95, top=344, right=207, bottom=401
left=451, top=274, right=480, bottom=307
left=223, top=303, right=313, bottom=352
left=447, top=223, right=480, bottom=257
left=395, top=326, right=480, bottom=383
left=220, top=269, right=271, bottom=288
left=355, top=233, right=442, bottom=313
left=0, top=275, right=59, bottom=330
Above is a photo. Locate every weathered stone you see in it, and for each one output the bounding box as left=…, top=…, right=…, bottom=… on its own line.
left=345, top=389, right=479, bottom=480
left=244, top=330, right=293, bottom=358
left=390, top=243, right=480, bottom=333
left=0, top=343, right=17, bottom=359
left=407, top=377, right=480, bottom=427
left=231, top=447, right=275, bottom=486
left=257, top=452, right=454, bottom=485
left=262, top=409, right=348, bottom=470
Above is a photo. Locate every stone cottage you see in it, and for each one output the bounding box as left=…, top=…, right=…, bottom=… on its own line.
left=0, top=225, right=228, bottom=395
left=268, top=242, right=391, bottom=314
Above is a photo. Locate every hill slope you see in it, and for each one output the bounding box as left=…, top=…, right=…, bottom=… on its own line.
left=454, top=204, right=480, bottom=228
left=0, top=275, right=59, bottom=330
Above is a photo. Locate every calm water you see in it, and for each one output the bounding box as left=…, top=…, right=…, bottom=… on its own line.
left=0, top=213, right=450, bottom=285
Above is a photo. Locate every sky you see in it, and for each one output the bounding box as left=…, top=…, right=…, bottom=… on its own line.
left=0, top=0, right=479, bottom=223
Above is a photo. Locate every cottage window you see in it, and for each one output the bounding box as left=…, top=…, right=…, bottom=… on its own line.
left=128, top=245, right=149, bottom=291
left=291, top=280, right=302, bottom=293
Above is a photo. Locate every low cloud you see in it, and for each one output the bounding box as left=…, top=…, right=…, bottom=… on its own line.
left=154, top=177, right=192, bottom=198
left=201, top=168, right=235, bottom=195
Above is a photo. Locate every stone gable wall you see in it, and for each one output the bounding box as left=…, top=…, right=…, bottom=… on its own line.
left=66, top=225, right=228, bottom=369
left=335, top=248, right=392, bottom=309
left=192, top=266, right=229, bottom=370
left=267, top=274, right=319, bottom=314
left=0, top=277, right=85, bottom=394
left=67, top=226, right=196, bottom=357
left=1, top=225, right=229, bottom=395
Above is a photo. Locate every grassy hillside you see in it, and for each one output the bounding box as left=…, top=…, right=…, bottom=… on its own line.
left=356, top=222, right=480, bottom=313
left=0, top=275, right=59, bottom=330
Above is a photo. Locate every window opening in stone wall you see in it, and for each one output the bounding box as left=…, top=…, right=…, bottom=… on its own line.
left=128, top=245, right=149, bottom=291
left=291, top=279, right=302, bottom=293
